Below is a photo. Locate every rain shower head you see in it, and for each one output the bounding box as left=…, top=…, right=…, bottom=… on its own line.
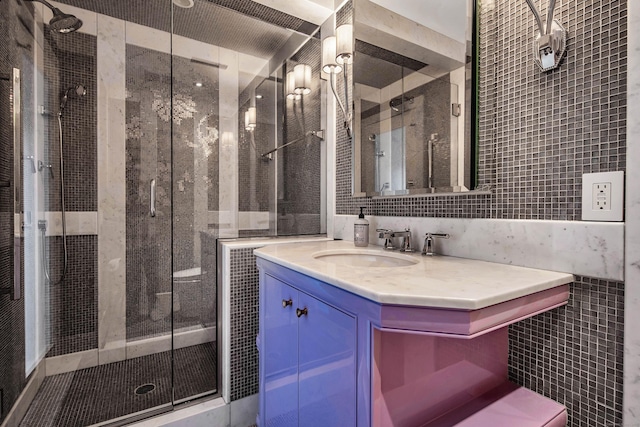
left=24, top=0, right=83, bottom=33
left=59, top=84, right=86, bottom=116
left=389, top=95, right=414, bottom=112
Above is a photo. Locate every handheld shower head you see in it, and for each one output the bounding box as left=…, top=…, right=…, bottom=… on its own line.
left=24, top=0, right=83, bottom=33
left=59, top=84, right=86, bottom=116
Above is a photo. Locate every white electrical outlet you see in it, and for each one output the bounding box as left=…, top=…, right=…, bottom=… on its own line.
left=592, top=182, right=611, bottom=211
left=582, top=171, right=624, bottom=221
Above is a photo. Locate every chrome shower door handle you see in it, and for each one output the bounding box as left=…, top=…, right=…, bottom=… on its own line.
left=150, top=179, right=156, bottom=217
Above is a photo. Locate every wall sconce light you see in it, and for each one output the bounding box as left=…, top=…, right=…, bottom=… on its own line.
left=245, top=106, right=256, bottom=131
left=286, top=71, right=300, bottom=100
left=335, top=24, right=353, bottom=65
left=524, top=0, right=567, bottom=72
left=322, top=36, right=342, bottom=74
left=322, top=23, right=353, bottom=138
left=293, top=64, right=312, bottom=95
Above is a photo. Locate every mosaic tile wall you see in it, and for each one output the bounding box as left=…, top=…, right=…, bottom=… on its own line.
left=228, top=247, right=260, bottom=401
left=0, top=2, right=37, bottom=421
left=125, top=44, right=219, bottom=340
left=46, top=235, right=98, bottom=357
left=125, top=44, right=173, bottom=340
left=43, top=29, right=97, bottom=212
left=238, top=79, right=275, bottom=214
left=37, top=26, right=99, bottom=359
left=278, top=38, right=323, bottom=235
left=509, top=277, right=624, bottom=426
left=336, top=0, right=627, bottom=221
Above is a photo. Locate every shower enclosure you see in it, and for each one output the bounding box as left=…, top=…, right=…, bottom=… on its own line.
left=0, top=0, right=324, bottom=425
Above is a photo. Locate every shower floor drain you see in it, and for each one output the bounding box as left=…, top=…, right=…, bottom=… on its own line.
left=134, top=384, right=156, bottom=395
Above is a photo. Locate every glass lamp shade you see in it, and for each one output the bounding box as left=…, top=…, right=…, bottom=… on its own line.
left=294, top=64, right=312, bottom=95
left=322, top=36, right=342, bottom=74
left=286, top=71, right=296, bottom=99
left=335, top=24, right=353, bottom=65
left=245, top=107, right=256, bottom=130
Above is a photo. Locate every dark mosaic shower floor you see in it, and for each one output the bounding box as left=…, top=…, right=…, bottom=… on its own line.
left=20, top=343, right=217, bottom=427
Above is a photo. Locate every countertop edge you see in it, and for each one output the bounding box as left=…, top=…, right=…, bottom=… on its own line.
left=254, top=244, right=575, bottom=310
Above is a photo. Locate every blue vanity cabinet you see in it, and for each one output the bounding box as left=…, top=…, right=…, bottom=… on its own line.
left=262, top=273, right=299, bottom=425
left=259, top=272, right=357, bottom=427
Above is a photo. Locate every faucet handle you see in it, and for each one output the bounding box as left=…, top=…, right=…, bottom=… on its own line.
left=376, top=228, right=392, bottom=238
left=399, top=228, right=414, bottom=252
left=376, top=229, right=395, bottom=250
left=422, top=232, right=450, bottom=256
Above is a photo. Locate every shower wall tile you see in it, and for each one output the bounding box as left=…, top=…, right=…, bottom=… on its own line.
left=125, top=42, right=219, bottom=341
left=125, top=44, right=173, bottom=341
left=335, top=0, right=627, bottom=221
left=509, top=277, right=624, bottom=427
left=42, top=211, right=97, bottom=236
left=43, top=29, right=98, bottom=212
left=96, top=14, right=127, bottom=363
left=278, top=37, right=323, bottom=235
left=238, top=78, right=274, bottom=215
left=0, top=1, right=34, bottom=422
left=46, top=235, right=98, bottom=357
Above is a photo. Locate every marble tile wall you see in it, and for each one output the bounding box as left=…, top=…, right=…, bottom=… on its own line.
left=623, top=2, right=640, bottom=424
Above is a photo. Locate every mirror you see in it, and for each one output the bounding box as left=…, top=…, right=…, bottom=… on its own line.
left=352, top=0, right=475, bottom=196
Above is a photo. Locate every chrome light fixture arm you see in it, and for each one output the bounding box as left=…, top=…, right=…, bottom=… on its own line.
left=329, top=71, right=351, bottom=138
left=523, top=0, right=566, bottom=72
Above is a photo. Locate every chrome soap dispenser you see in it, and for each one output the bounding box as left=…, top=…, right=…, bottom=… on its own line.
left=354, top=207, right=369, bottom=247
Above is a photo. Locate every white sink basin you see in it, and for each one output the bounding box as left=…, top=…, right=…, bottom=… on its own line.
left=312, top=249, right=419, bottom=268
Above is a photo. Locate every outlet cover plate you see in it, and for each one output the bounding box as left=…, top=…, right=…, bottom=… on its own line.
left=582, top=171, right=624, bottom=221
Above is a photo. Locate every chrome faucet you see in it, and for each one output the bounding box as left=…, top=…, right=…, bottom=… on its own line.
left=422, top=233, right=450, bottom=256
left=393, top=228, right=414, bottom=252
left=376, top=229, right=395, bottom=250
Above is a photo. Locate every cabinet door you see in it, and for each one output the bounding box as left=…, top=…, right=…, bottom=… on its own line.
left=263, top=275, right=298, bottom=426
left=297, top=292, right=357, bottom=427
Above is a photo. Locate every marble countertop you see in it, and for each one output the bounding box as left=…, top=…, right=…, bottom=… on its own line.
left=254, top=240, right=574, bottom=310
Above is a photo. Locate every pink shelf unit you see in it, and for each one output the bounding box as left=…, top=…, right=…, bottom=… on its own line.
left=372, top=285, right=570, bottom=427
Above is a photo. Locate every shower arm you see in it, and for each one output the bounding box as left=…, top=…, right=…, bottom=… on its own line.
left=24, top=0, right=57, bottom=11
left=261, top=130, right=325, bottom=159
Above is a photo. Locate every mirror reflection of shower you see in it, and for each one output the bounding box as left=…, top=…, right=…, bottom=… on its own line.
left=40, top=83, right=87, bottom=286
left=23, top=0, right=83, bottom=33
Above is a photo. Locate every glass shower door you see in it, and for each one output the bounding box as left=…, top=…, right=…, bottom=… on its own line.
left=169, top=36, right=221, bottom=400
